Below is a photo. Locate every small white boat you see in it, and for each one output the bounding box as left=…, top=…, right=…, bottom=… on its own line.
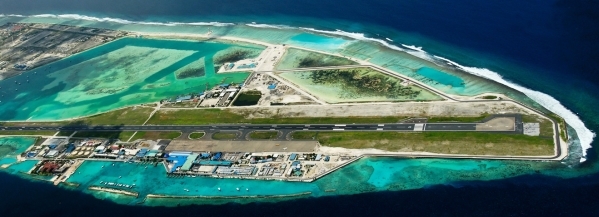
left=184, top=189, right=189, bottom=192
left=236, top=188, right=240, bottom=191
left=218, top=187, right=221, bottom=191
left=246, top=188, right=249, bottom=191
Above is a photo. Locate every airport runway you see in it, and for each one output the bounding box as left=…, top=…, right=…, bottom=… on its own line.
left=0, top=121, right=521, bottom=141
left=0, top=123, right=486, bottom=132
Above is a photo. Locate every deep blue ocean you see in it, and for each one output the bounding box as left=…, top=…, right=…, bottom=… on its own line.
left=1, top=0, right=599, bottom=216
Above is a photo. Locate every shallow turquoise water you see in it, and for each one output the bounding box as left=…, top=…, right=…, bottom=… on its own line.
left=0, top=16, right=590, bottom=207
left=0, top=37, right=261, bottom=121
left=0, top=137, right=44, bottom=180
left=417, top=67, right=465, bottom=88
left=0, top=16, right=548, bottom=112
left=5, top=160, right=38, bottom=174
left=0, top=136, right=582, bottom=207
left=287, top=33, right=349, bottom=51
left=0, top=137, right=36, bottom=165
left=60, top=157, right=563, bottom=206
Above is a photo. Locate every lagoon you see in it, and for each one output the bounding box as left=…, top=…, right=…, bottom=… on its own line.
left=0, top=37, right=262, bottom=121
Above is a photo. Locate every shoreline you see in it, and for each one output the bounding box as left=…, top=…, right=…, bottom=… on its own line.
left=88, top=186, right=139, bottom=197
left=0, top=30, right=546, bottom=123
left=146, top=191, right=312, bottom=200
left=0, top=26, right=568, bottom=160
left=0, top=23, right=126, bottom=81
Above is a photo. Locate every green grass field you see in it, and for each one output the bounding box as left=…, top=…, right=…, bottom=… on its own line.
left=522, top=115, right=554, bottom=138
left=130, top=131, right=182, bottom=141
left=292, top=131, right=554, bottom=156
left=290, top=131, right=318, bottom=140
left=212, top=132, right=238, bottom=140
left=0, top=130, right=57, bottom=136
left=188, top=132, right=205, bottom=139
left=249, top=131, right=279, bottom=140
left=1, top=106, right=154, bottom=127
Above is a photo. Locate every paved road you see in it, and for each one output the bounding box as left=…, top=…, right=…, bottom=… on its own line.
left=263, top=64, right=563, bottom=160
left=0, top=123, right=464, bottom=131
left=0, top=122, right=515, bottom=133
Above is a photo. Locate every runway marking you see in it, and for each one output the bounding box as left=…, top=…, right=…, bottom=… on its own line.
left=333, top=128, right=345, bottom=131
left=413, top=123, right=424, bottom=131
left=334, top=124, right=346, bottom=127
left=378, top=124, right=384, bottom=127
left=376, top=128, right=383, bottom=131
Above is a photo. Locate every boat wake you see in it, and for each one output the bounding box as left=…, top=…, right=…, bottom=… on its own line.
left=1, top=13, right=594, bottom=160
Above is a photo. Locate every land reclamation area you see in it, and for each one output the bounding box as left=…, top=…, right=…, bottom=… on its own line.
left=0, top=23, right=127, bottom=79
left=0, top=24, right=563, bottom=159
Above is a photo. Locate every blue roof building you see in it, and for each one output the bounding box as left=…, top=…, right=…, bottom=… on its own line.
left=65, top=144, right=76, bottom=153
left=289, top=153, right=297, bottom=161
left=291, top=161, right=302, bottom=171
left=136, top=149, right=149, bottom=158
left=181, top=153, right=199, bottom=171
left=211, top=152, right=222, bottom=161
left=166, top=155, right=188, bottom=173
left=268, top=83, right=277, bottom=90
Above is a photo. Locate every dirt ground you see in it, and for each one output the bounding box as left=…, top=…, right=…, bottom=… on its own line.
left=227, top=101, right=535, bottom=119
left=241, top=73, right=317, bottom=106
left=166, top=140, right=318, bottom=152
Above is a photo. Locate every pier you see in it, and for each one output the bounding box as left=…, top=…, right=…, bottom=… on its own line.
left=53, top=159, right=83, bottom=185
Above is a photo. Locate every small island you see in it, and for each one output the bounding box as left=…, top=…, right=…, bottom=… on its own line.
left=0, top=22, right=569, bottom=206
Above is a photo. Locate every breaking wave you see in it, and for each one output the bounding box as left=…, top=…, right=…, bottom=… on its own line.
left=296, top=28, right=595, bottom=161
left=433, top=56, right=594, bottom=162
left=246, top=22, right=292, bottom=29
left=2, top=13, right=594, bottom=160
left=8, top=13, right=234, bottom=26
